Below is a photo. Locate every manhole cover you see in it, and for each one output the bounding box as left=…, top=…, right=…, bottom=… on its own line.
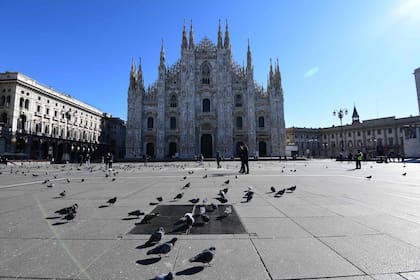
left=128, top=204, right=246, bottom=235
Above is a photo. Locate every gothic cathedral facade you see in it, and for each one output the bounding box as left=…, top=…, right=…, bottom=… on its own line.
left=126, top=22, right=286, bottom=160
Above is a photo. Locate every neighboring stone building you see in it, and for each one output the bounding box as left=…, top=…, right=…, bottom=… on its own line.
left=126, top=21, right=286, bottom=160
left=101, top=114, right=126, bottom=160
left=0, top=72, right=105, bottom=162
left=287, top=106, right=420, bottom=159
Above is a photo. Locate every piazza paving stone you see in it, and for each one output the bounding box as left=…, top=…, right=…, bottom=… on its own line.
left=252, top=237, right=363, bottom=279
left=371, top=274, right=408, bottom=280
left=241, top=217, right=311, bottom=238
left=320, top=234, right=420, bottom=274
left=400, top=271, right=420, bottom=280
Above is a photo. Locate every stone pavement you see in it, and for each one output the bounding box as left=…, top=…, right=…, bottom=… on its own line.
left=1, top=159, right=420, bottom=280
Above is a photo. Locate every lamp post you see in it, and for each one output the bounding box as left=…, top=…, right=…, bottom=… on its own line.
left=333, top=108, right=348, bottom=157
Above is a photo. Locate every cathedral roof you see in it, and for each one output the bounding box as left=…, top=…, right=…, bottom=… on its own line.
left=195, top=37, right=217, bottom=53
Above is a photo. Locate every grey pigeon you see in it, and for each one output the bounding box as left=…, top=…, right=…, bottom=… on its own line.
left=201, top=214, right=210, bottom=223
left=224, top=205, right=232, bottom=216
left=224, top=179, right=230, bottom=185
left=189, top=198, right=199, bottom=204
left=270, top=186, right=276, bottom=193
left=287, top=185, right=296, bottom=192
left=221, top=187, right=228, bottom=194
left=107, top=197, right=117, bottom=204
left=141, top=213, right=160, bottom=224
left=147, top=238, right=177, bottom=256
left=47, top=182, right=55, bottom=188
left=55, top=203, right=78, bottom=215
left=189, top=247, right=216, bottom=266
left=128, top=210, right=144, bottom=218
left=156, top=196, right=163, bottom=202
left=366, top=175, right=372, bottom=179
left=66, top=178, right=71, bottom=183
left=154, top=272, right=173, bottom=280
left=62, top=212, right=76, bottom=222
left=59, top=190, right=66, bottom=197
left=275, top=188, right=286, bottom=196
left=174, top=192, right=184, bottom=200
left=182, top=182, right=190, bottom=189
left=146, top=227, right=165, bottom=245
left=203, top=174, right=207, bottom=179
left=402, top=172, right=407, bottom=176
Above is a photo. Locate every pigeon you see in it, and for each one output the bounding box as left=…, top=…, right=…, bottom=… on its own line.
left=105, top=173, right=110, bottom=178
left=209, top=203, right=218, bottom=211
left=270, top=186, right=276, bottom=193
left=147, top=238, right=178, bottom=256
left=366, top=175, right=372, bottom=179
left=275, top=188, right=286, bottom=196
left=245, top=191, right=254, bottom=202
left=55, top=203, right=78, bottom=215
left=201, top=214, right=210, bottom=223
left=141, top=213, right=160, bottom=224
left=182, top=182, right=191, bottom=189
left=173, top=192, right=184, bottom=200
left=218, top=190, right=226, bottom=199
left=203, top=174, right=208, bottom=179
left=32, top=174, right=39, bottom=177
left=107, top=197, right=117, bottom=204
left=189, top=247, right=216, bottom=266
left=154, top=272, right=173, bottom=280
left=180, top=213, right=195, bottom=228
left=182, top=176, right=187, bottom=180
left=81, top=178, right=85, bottom=182
left=402, top=172, right=407, bottom=176
left=202, top=198, right=208, bottom=204
left=235, top=175, right=238, bottom=179
left=146, top=227, right=165, bottom=245
left=66, top=178, right=71, bottom=183
left=287, top=185, right=297, bottom=192
left=156, top=196, right=164, bottom=202
left=62, top=212, right=76, bottom=222
left=127, top=210, right=145, bottom=218
left=112, top=178, right=116, bottom=182
left=199, top=206, right=206, bottom=215
left=224, top=179, right=230, bottom=185
left=47, top=182, right=55, bottom=188
left=42, top=179, right=50, bottom=184
left=221, top=187, right=229, bottom=194
left=189, top=198, right=199, bottom=204
left=59, top=190, right=66, bottom=197
left=224, top=205, right=232, bottom=216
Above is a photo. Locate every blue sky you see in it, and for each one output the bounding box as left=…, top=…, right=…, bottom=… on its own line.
left=1, top=0, right=419, bottom=128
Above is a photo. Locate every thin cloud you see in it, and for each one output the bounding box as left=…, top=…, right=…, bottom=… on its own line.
left=304, top=66, right=319, bottom=78
left=392, top=0, right=420, bottom=26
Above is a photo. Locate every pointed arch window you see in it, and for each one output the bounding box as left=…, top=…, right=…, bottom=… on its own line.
left=147, top=117, right=154, bottom=129
left=170, top=117, right=176, bottom=130
left=236, top=116, right=243, bottom=129
left=170, top=95, right=177, bottom=108
left=19, top=97, right=24, bottom=107
left=235, top=94, right=242, bottom=107
left=258, top=116, right=265, bottom=128
left=201, top=63, right=210, bottom=85
left=202, top=98, right=210, bottom=112
left=24, top=99, right=30, bottom=109
left=0, top=96, right=5, bottom=106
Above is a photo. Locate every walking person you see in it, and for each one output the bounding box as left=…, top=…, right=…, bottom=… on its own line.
left=356, top=150, right=363, bottom=169
left=216, top=151, right=222, bottom=168
left=243, top=144, right=249, bottom=174
left=239, top=145, right=245, bottom=173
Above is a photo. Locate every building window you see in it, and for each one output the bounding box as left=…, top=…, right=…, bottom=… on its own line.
left=331, top=134, right=335, bottom=139
left=46, top=108, right=50, bottom=115
left=348, top=132, right=352, bottom=137
left=388, top=128, right=392, bottom=134
left=201, top=63, right=210, bottom=85
left=258, top=116, right=265, bottom=128
left=235, top=94, right=242, bottom=107
left=19, top=98, right=24, bottom=107
left=236, top=116, right=243, bottom=129
left=367, top=130, right=371, bottom=136
left=37, top=105, right=41, bottom=113
left=24, top=99, right=29, bottom=109
left=388, top=137, right=394, bottom=146
left=0, top=96, right=5, bottom=106
left=1, top=112, right=7, bottom=124
left=147, top=117, right=154, bottom=129
left=38, top=96, right=41, bottom=101
left=357, top=131, right=361, bottom=137
left=6, top=96, right=10, bottom=106
left=170, top=95, right=177, bottom=108
left=377, top=129, right=381, bottom=135
left=202, top=98, right=210, bottom=112
left=170, top=117, right=176, bottom=129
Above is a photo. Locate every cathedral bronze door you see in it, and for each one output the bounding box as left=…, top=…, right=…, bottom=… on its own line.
left=200, top=134, right=212, bottom=158
left=146, top=143, right=155, bottom=158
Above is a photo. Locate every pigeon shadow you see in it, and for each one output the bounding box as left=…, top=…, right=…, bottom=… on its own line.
left=240, top=200, right=250, bottom=203
left=176, top=266, right=204, bottom=276
left=136, top=242, right=154, bottom=249
left=274, top=195, right=283, bottom=198
left=346, top=168, right=358, bottom=171
left=170, top=224, right=189, bottom=234
left=149, top=202, right=159, bottom=206
left=122, top=217, right=139, bottom=221
left=136, top=257, right=161, bottom=265
left=52, top=221, right=68, bottom=226
left=214, top=197, right=228, bottom=203
left=53, top=196, right=64, bottom=199
left=45, top=216, right=62, bottom=220
left=98, top=205, right=109, bottom=208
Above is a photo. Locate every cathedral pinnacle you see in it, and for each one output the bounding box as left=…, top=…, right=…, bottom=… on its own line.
left=181, top=20, right=188, bottom=50
left=189, top=20, right=194, bottom=49
left=217, top=19, right=223, bottom=49
left=247, top=39, right=253, bottom=71
left=137, top=57, right=144, bottom=90
left=160, top=39, right=165, bottom=67
left=224, top=19, right=230, bottom=49
left=131, top=57, right=136, bottom=74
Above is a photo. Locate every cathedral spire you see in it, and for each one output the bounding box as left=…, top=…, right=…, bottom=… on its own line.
left=189, top=20, right=194, bottom=49
left=217, top=19, right=223, bottom=49
left=137, top=57, right=144, bottom=90
left=131, top=57, right=136, bottom=74
left=181, top=20, right=188, bottom=50
left=160, top=39, right=165, bottom=66
left=224, top=19, right=230, bottom=49
left=247, top=38, right=253, bottom=72
left=129, top=58, right=137, bottom=90
left=269, top=58, right=273, bottom=87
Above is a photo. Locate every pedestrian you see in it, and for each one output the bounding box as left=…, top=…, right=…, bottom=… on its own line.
left=356, top=150, right=363, bottom=169
left=216, top=151, right=221, bottom=168
left=243, top=144, right=249, bottom=174
left=239, top=145, right=245, bottom=173
left=108, top=153, right=113, bottom=169
left=104, top=153, right=109, bottom=169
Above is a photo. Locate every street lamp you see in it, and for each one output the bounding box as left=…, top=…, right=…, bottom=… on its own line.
left=333, top=108, right=348, bottom=155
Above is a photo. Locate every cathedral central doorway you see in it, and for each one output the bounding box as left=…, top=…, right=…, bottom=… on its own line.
left=146, top=143, right=155, bottom=158
left=169, top=142, right=177, bottom=158
left=200, top=134, right=212, bottom=158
